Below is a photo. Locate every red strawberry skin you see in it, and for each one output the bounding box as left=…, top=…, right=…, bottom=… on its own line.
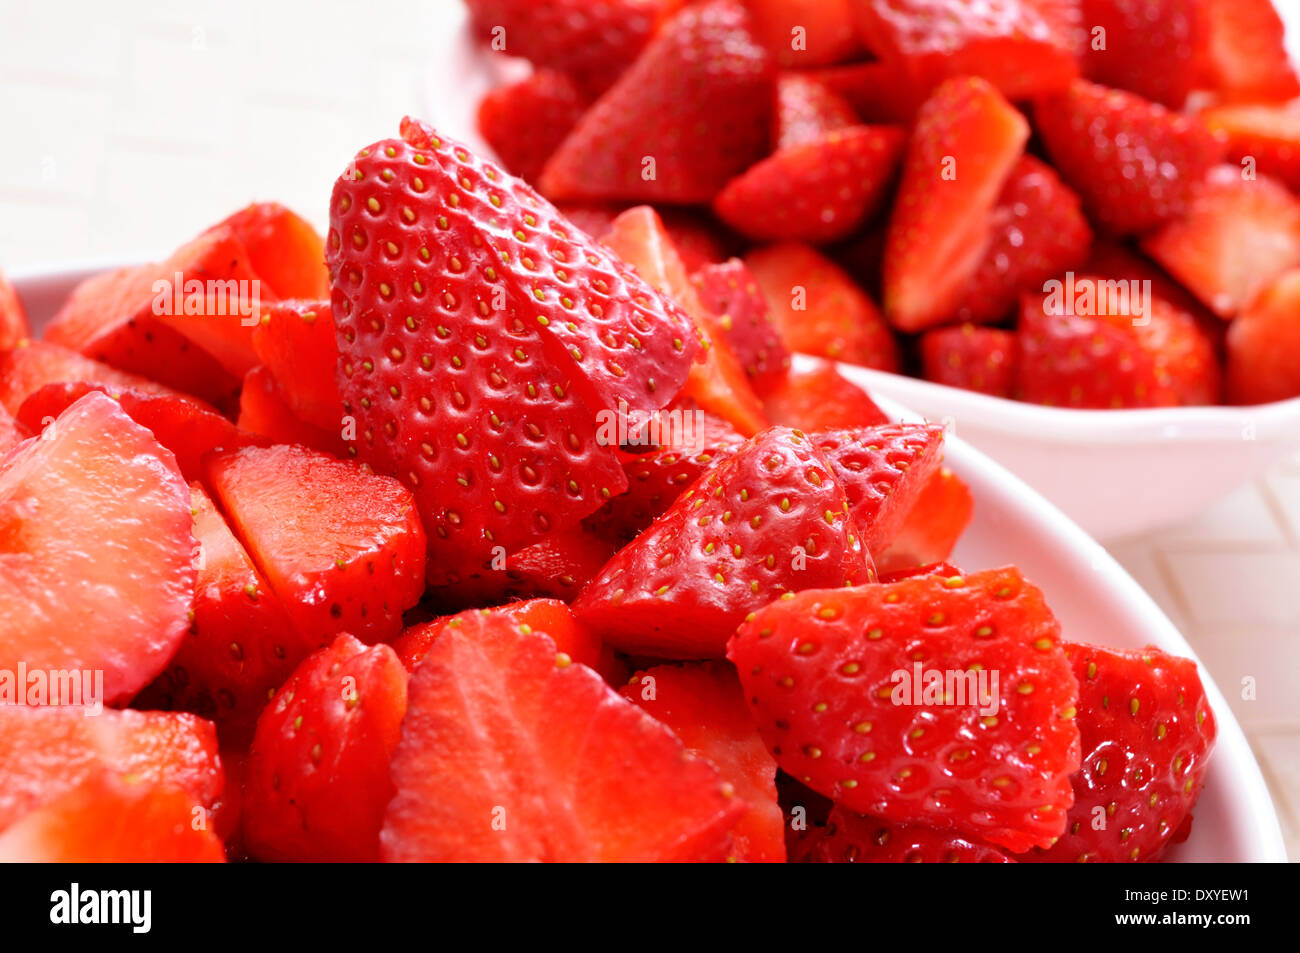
left=920, top=325, right=1018, bottom=398
left=538, top=0, right=774, bottom=203
left=328, top=122, right=699, bottom=581
left=1026, top=643, right=1216, bottom=863
left=806, top=806, right=1014, bottom=862
left=1226, top=268, right=1300, bottom=405
left=574, top=427, right=873, bottom=659
left=251, top=300, right=342, bottom=431
left=877, top=467, right=973, bottom=575
left=728, top=568, right=1082, bottom=852
left=760, top=361, right=891, bottom=432
left=692, top=259, right=790, bottom=394
left=748, top=0, right=863, bottom=68
left=1079, top=0, right=1208, bottom=108
left=0, top=269, right=30, bottom=350
left=476, top=70, right=587, bottom=184
left=1202, top=0, right=1300, bottom=104
left=774, top=73, right=861, bottom=152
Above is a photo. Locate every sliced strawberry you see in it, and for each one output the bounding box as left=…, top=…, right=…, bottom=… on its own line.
left=877, top=466, right=974, bottom=575
left=920, top=324, right=1018, bottom=398
left=237, top=365, right=347, bottom=457
left=381, top=613, right=745, bottom=861
left=0, top=405, right=20, bottom=454
left=1079, top=0, right=1208, bottom=108
left=251, top=300, right=342, bottom=430
left=951, top=155, right=1092, bottom=325
left=1034, top=79, right=1224, bottom=237
left=808, top=806, right=1014, bottom=862
left=573, top=427, right=873, bottom=659
left=728, top=567, right=1082, bottom=852
left=883, top=77, right=1029, bottom=332
left=476, top=70, right=587, bottom=184
left=211, top=202, right=328, bottom=300
left=558, top=204, right=732, bottom=272
left=714, top=125, right=906, bottom=244
left=207, top=444, right=426, bottom=647
left=748, top=0, right=863, bottom=67
left=0, top=706, right=222, bottom=831
left=1201, top=0, right=1300, bottom=104
left=329, top=122, right=698, bottom=580
left=1017, top=275, right=1221, bottom=407
left=853, top=0, right=1080, bottom=100
left=692, top=259, right=791, bottom=393
left=746, top=242, right=900, bottom=369
left=1142, top=165, right=1300, bottom=319
left=1026, top=643, right=1216, bottom=863
left=1202, top=101, right=1300, bottom=193
left=0, top=773, right=225, bottom=863
left=760, top=360, right=891, bottom=431
left=0, top=269, right=29, bottom=350
left=796, top=60, right=924, bottom=124
left=622, top=662, right=786, bottom=862
left=243, top=634, right=407, bottom=862
left=878, top=560, right=964, bottom=584
left=134, top=484, right=304, bottom=746
left=538, top=0, right=773, bottom=203
left=1227, top=268, right=1300, bottom=405
left=16, top=382, right=262, bottom=484
left=773, top=73, right=861, bottom=151
left=0, top=339, right=182, bottom=415
left=0, top=392, right=195, bottom=703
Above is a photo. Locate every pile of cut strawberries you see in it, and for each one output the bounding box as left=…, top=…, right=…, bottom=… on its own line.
left=470, top=0, right=1300, bottom=408
left=0, top=0, right=1234, bottom=863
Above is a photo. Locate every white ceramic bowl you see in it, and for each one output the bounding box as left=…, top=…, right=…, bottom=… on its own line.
left=420, top=2, right=1300, bottom=542
left=7, top=267, right=1285, bottom=862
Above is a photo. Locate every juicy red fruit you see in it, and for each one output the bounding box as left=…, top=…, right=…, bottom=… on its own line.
left=806, top=806, right=1014, bottom=862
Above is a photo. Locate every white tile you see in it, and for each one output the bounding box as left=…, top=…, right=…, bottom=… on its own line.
left=1107, top=539, right=1189, bottom=632
left=1150, top=481, right=1289, bottom=548
left=1249, top=732, right=1300, bottom=861
left=1162, top=550, right=1300, bottom=629
left=1184, top=624, right=1300, bottom=729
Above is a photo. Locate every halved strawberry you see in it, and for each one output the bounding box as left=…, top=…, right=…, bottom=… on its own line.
left=877, top=466, right=974, bottom=575
left=748, top=0, right=863, bottom=67
left=0, top=269, right=29, bottom=350
left=807, top=806, right=1014, bottom=862
left=0, top=773, right=225, bottom=863
left=728, top=567, right=1082, bottom=852
left=329, top=122, right=699, bottom=581
left=1201, top=0, right=1300, bottom=104
left=622, top=662, right=786, bottom=862
left=1034, top=79, right=1224, bottom=236
left=243, top=633, right=408, bottom=862
left=773, top=73, right=861, bottom=151
left=882, top=76, right=1029, bottom=332
left=1141, top=165, right=1300, bottom=318
left=920, top=324, right=1018, bottom=398
left=0, top=706, right=222, bottom=831
left=1079, top=0, right=1208, bottom=108
left=1226, top=268, right=1300, bottom=405
left=878, top=560, right=964, bottom=584
left=476, top=70, right=588, bottom=184
left=0, top=339, right=182, bottom=415
left=760, top=360, right=891, bottom=431
left=211, top=202, right=328, bottom=301
left=796, top=59, right=924, bottom=124
left=1201, top=101, right=1300, bottom=193
left=134, top=484, right=304, bottom=746
left=251, top=300, right=342, bottom=430
left=0, top=392, right=195, bottom=703
left=381, top=613, right=745, bottom=861
left=573, top=427, right=873, bottom=659
left=692, top=259, right=790, bottom=393
left=207, top=444, right=427, bottom=647
left=237, top=365, right=347, bottom=457
left=1026, top=643, right=1216, bottom=863
left=0, top=405, right=20, bottom=453
left=746, top=242, right=899, bottom=369
left=538, top=0, right=773, bottom=203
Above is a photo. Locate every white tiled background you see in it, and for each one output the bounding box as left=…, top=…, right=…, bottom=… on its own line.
left=2, top=0, right=1296, bottom=860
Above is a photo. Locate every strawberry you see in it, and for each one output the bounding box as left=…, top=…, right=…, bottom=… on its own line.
left=243, top=634, right=408, bottom=862
left=206, top=444, right=427, bottom=647
left=877, top=467, right=974, bottom=574
left=476, top=70, right=587, bottom=184
left=0, top=404, right=20, bottom=453
left=797, top=60, right=924, bottom=125
left=0, top=339, right=184, bottom=415
left=714, top=125, right=906, bottom=244
left=237, top=365, right=348, bottom=457
left=134, top=484, right=304, bottom=746
left=1034, top=79, right=1225, bottom=237
left=748, top=0, right=863, bottom=67
left=429, top=524, right=616, bottom=607
left=1202, top=101, right=1300, bottom=193
left=745, top=243, right=900, bottom=369
left=0, top=392, right=195, bottom=703
left=919, top=324, right=1018, bottom=398
left=465, top=0, right=678, bottom=97
left=1079, top=0, right=1208, bottom=108
left=15, top=382, right=263, bottom=485
left=882, top=77, right=1029, bottom=332
left=1226, top=268, right=1300, bottom=405
left=211, top=202, right=329, bottom=301
left=773, top=73, right=861, bottom=152
left=1026, top=643, right=1216, bottom=862
left=573, top=427, right=873, bottom=659
left=381, top=612, right=746, bottom=861
left=879, top=560, right=964, bottom=584
left=0, top=773, right=226, bottom=863
left=692, top=259, right=790, bottom=393
left=1141, top=165, right=1300, bottom=319
left=852, top=0, right=1080, bottom=100
left=251, top=300, right=342, bottom=431
left=328, top=122, right=699, bottom=581
left=0, top=706, right=223, bottom=831
left=1201, top=0, right=1300, bottom=104
left=562, top=204, right=733, bottom=272
left=0, top=269, right=29, bottom=349
left=761, top=360, right=891, bottom=431
left=728, top=567, right=1082, bottom=852
left=807, top=806, right=1014, bottom=862
left=1017, top=274, right=1221, bottom=407
left=538, top=0, right=774, bottom=203
left=951, top=155, right=1093, bottom=325
left=622, top=662, right=786, bottom=862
